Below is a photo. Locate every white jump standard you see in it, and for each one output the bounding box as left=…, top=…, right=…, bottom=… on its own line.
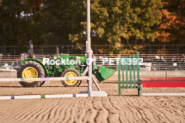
left=0, top=0, right=107, bottom=99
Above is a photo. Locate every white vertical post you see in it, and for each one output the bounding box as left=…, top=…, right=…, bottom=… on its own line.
left=87, top=0, right=92, bottom=93
left=86, top=41, right=88, bottom=51
left=85, top=0, right=107, bottom=97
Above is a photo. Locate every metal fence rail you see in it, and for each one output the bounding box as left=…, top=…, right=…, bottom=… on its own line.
left=151, top=62, right=185, bottom=71
left=1, top=51, right=185, bottom=71
left=1, top=44, right=185, bottom=55
left=1, top=54, right=185, bottom=70
left=1, top=54, right=185, bottom=62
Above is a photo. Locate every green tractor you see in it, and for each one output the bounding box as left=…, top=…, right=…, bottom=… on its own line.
left=17, top=41, right=115, bottom=87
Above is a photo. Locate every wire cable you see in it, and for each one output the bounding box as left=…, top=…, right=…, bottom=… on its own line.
left=108, top=0, right=133, bottom=52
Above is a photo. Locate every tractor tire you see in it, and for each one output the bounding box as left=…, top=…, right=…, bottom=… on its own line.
left=61, top=69, right=81, bottom=87
left=17, top=61, right=45, bottom=87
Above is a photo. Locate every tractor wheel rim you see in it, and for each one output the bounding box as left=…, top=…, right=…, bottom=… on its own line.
left=22, top=67, right=38, bottom=83
left=64, top=72, right=77, bottom=85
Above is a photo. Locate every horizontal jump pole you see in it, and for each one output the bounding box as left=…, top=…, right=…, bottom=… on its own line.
left=141, top=82, right=185, bottom=87
left=0, top=94, right=89, bottom=100
left=141, top=78, right=185, bottom=87
left=0, top=76, right=89, bottom=82
left=0, top=69, right=17, bottom=72
left=142, top=93, right=185, bottom=96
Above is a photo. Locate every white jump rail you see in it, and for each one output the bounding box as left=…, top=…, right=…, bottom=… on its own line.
left=142, top=93, right=185, bottom=96
left=0, top=76, right=89, bottom=82
left=0, top=94, right=89, bottom=100
left=0, top=69, right=17, bottom=72
left=0, top=76, right=108, bottom=100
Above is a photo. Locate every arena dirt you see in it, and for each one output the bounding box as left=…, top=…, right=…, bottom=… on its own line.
left=0, top=80, right=185, bottom=123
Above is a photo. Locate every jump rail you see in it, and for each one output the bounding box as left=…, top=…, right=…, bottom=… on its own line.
left=0, top=94, right=89, bottom=100
left=0, top=76, right=89, bottom=82
left=0, top=76, right=106, bottom=100
left=141, top=78, right=185, bottom=87
left=141, top=78, right=185, bottom=96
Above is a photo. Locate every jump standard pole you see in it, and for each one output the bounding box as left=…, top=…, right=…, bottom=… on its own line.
left=87, top=0, right=92, bottom=93
left=86, top=0, right=107, bottom=96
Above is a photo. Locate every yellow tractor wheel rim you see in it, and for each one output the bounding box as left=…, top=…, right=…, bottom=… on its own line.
left=22, top=67, right=38, bottom=83
left=64, top=72, right=77, bottom=85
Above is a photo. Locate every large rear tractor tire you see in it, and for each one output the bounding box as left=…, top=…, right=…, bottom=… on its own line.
left=61, top=69, right=82, bottom=87
left=17, top=61, right=45, bottom=87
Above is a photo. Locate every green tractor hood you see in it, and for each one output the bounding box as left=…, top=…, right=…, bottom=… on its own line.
left=93, top=66, right=115, bottom=82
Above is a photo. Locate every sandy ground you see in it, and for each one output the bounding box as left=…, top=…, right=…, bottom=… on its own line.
left=0, top=80, right=185, bottom=123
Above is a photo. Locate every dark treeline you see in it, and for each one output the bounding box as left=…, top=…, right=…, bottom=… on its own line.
left=0, top=0, right=184, bottom=54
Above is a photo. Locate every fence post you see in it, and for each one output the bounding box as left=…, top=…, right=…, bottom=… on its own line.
left=125, top=56, right=128, bottom=88
left=1, top=46, right=3, bottom=54
left=137, top=53, right=141, bottom=96
left=118, top=59, right=121, bottom=95
left=122, top=58, right=125, bottom=88
left=68, top=45, right=69, bottom=54
left=14, top=46, right=16, bottom=55
left=95, top=45, right=97, bottom=54
left=109, top=45, right=110, bottom=54
left=137, top=53, right=140, bottom=83
left=165, top=64, right=167, bottom=78
left=56, top=45, right=59, bottom=58
left=133, top=54, right=136, bottom=88
left=122, top=45, right=124, bottom=54
left=129, top=55, right=132, bottom=88
left=82, top=45, right=83, bottom=55
left=42, top=46, right=43, bottom=55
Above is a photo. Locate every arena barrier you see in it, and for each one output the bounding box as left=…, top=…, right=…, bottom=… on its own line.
left=141, top=78, right=185, bottom=96
left=118, top=53, right=141, bottom=96
left=141, top=78, right=185, bottom=87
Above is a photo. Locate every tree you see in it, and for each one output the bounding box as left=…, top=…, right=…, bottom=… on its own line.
left=0, top=0, right=24, bottom=53
left=156, top=0, right=185, bottom=44
left=69, top=0, right=163, bottom=54
left=33, top=0, right=87, bottom=45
